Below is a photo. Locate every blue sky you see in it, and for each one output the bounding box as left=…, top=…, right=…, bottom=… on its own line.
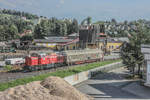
left=0, top=0, right=150, bottom=22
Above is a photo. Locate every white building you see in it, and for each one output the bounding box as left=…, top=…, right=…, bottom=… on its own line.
left=141, top=45, right=150, bottom=87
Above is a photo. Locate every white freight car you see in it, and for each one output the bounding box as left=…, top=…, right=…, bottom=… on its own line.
left=5, top=58, right=25, bottom=65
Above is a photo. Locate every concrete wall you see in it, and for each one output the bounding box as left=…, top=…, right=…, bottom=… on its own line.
left=104, top=55, right=120, bottom=60
left=64, top=62, right=123, bottom=85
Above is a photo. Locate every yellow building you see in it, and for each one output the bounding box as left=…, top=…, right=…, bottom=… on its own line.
left=99, top=41, right=123, bottom=52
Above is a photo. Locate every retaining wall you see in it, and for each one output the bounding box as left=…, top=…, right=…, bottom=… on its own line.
left=64, top=62, right=123, bottom=85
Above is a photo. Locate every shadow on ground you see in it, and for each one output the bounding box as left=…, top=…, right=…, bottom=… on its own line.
left=88, top=71, right=150, bottom=99
left=88, top=81, right=145, bottom=99
left=91, top=70, right=131, bottom=81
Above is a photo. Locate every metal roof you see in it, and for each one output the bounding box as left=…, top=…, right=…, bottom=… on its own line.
left=109, top=37, right=129, bottom=42
left=44, top=36, right=67, bottom=40
left=118, top=37, right=129, bottom=42
left=34, top=38, right=73, bottom=43
left=96, top=38, right=122, bottom=43
left=68, top=33, right=79, bottom=37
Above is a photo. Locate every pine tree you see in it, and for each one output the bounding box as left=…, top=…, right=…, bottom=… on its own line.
left=120, top=23, right=150, bottom=76
left=72, top=19, right=78, bottom=33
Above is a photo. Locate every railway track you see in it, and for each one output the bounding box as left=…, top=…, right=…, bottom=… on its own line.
left=0, top=63, right=90, bottom=83
left=0, top=55, right=120, bottom=83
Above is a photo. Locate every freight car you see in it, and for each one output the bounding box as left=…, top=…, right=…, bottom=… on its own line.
left=24, top=49, right=103, bottom=71
left=62, top=49, right=103, bottom=65
left=5, top=58, right=25, bottom=65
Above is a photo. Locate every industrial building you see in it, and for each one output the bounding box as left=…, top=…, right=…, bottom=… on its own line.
left=79, top=25, right=102, bottom=49
left=79, top=25, right=124, bottom=52
left=33, top=24, right=126, bottom=52
left=33, top=36, right=79, bottom=51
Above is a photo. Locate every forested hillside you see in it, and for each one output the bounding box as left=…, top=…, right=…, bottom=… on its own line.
left=0, top=8, right=38, bottom=19
left=1, top=8, right=150, bottom=41
left=0, top=9, right=79, bottom=41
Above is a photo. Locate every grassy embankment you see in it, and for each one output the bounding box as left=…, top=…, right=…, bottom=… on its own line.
left=0, top=59, right=121, bottom=91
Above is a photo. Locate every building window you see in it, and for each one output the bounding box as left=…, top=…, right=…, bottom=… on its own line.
left=73, top=46, right=75, bottom=50
left=112, top=46, right=114, bottom=49
left=66, top=46, right=69, bottom=50
left=116, top=46, right=118, bottom=49
left=109, top=46, right=111, bottom=49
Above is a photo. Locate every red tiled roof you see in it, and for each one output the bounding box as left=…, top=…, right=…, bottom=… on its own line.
left=97, top=33, right=106, bottom=36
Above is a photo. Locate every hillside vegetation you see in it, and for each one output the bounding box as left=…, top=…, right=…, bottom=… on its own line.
left=0, top=9, right=79, bottom=41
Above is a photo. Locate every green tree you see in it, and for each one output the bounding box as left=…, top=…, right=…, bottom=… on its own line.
left=120, top=24, right=150, bottom=76
left=61, top=23, right=67, bottom=36
left=8, top=24, right=19, bottom=39
left=20, top=34, right=33, bottom=41
left=71, top=19, right=78, bottom=33
left=87, top=16, right=92, bottom=25
left=81, top=16, right=92, bottom=25
left=111, top=18, right=117, bottom=24
left=34, top=24, right=45, bottom=39
left=0, top=25, right=5, bottom=41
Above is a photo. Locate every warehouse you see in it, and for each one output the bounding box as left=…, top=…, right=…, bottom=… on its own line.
left=33, top=37, right=79, bottom=50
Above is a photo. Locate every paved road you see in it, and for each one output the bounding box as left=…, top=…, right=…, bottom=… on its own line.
left=76, top=67, right=148, bottom=100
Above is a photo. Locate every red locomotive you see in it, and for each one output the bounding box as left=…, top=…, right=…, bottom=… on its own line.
left=24, top=52, right=65, bottom=71
left=24, top=49, right=104, bottom=71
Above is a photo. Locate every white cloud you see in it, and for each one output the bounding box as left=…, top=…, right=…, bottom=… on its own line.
left=0, top=0, right=16, bottom=8
left=56, top=0, right=65, bottom=8
left=0, top=0, right=38, bottom=8
left=60, top=0, right=64, bottom=4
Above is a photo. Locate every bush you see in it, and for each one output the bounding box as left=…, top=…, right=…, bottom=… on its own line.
left=3, top=65, right=13, bottom=71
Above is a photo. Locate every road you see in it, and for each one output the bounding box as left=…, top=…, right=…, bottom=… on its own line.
left=76, top=67, right=149, bottom=100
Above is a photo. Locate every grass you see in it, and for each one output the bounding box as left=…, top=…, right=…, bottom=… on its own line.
left=0, top=59, right=121, bottom=91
